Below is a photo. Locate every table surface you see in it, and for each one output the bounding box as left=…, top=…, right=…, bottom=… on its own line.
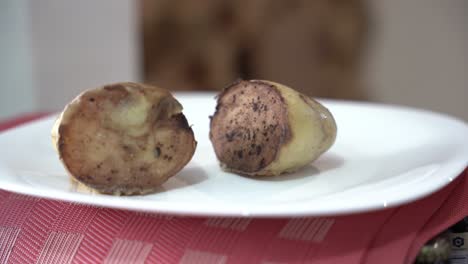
left=0, top=114, right=466, bottom=264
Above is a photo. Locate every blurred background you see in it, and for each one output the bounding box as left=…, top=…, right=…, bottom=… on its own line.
left=0, top=0, right=467, bottom=121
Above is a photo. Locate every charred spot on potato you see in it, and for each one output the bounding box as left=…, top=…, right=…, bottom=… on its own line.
left=168, top=113, right=193, bottom=132
left=210, top=80, right=290, bottom=173
left=104, top=83, right=126, bottom=91
left=154, top=147, right=161, bottom=158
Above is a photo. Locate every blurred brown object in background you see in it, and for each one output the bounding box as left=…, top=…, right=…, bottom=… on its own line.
left=141, top=0, right=368, bottom=100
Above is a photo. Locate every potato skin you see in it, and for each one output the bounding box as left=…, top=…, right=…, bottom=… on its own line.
left=210, top=80, right=336, bottom=176
left=52, top=82, right=196, bottom=195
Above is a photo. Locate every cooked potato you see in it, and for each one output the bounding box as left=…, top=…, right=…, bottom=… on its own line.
left=52, top=82, right=196, bottom=195
left=209, top=79, right=336, bottom=176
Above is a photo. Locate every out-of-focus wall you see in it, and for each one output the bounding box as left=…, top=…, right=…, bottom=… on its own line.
left=0, top=0, right=35, bottom=119
left=0, top=1, right=466, bottom=121
left=0, top=0, right=140, bottom=120
left=29, top=0, right=141, bottom=111
left=366, top=0, right=468, bottom=120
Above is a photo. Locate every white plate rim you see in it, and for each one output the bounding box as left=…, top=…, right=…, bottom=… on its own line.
left=0, top=97, right=466, bottom=217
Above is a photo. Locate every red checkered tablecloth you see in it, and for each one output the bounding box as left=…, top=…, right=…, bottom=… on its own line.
left=0, top=115, right=467, bottom=264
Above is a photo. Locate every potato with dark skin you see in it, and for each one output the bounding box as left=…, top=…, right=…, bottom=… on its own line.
left=52, top=82, right=197, bottom=195
left=210, top=80, right=337, bottom=176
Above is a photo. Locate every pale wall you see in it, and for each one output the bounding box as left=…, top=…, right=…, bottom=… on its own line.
left=0, top=0, right=35, bottom=119
left=365, top=0, right=468, bottom=121
left=0, top=0, right=140, bottom=119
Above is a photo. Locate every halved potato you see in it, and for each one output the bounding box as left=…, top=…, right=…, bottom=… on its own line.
left=209, top=79, right=336, bottom=176
left=52, top=82, right=196, bottom=195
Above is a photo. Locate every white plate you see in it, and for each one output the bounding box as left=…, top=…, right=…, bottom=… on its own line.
left=0, top=93, right=467, bottom=217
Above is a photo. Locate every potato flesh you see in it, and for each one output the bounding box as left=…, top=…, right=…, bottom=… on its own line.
left=53, top=83, right=196, bottom=195
left=264, top=81, right=337, bottom=175
left=109, top=91, right=151, bottom=135
left=210, top=80, right=336, bottom=176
